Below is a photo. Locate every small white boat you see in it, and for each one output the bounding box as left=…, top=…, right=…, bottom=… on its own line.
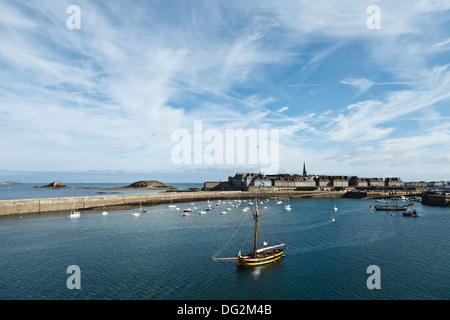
left=168, top=204, right=177, bottom=208
left=284, top=206, right=292, bottom=211
left=220, top=211, right=227, bottom=215
left=198, top=210, right=206, bottom=215
left=131, top=213, right=140, bottom=217
left=330, top=217, right=335, bottom=222
left=69, top=212, right=81, bottom=218
left=276, top=201, right=283, bottom=205
left=332, top=205, right=338, bottom=212
left=101, top=211, right=108, bottom=216
left=69, top=201, right=81, bottom=218
left=226, top=207, right=232, bottom=211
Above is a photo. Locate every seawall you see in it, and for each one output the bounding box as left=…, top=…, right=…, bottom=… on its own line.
left=422, top=191, right=450, bottom=206
left=0, top=190, right=348, bottom=216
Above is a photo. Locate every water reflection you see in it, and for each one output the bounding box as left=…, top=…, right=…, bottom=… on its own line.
left=236, top=259, right=285, bottom=279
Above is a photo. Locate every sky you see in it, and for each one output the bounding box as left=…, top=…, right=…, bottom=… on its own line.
left=0, top=0, right=450, bottom=183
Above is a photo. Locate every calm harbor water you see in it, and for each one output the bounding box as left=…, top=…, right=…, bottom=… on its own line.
left=0, top=196, right=448, bottom=300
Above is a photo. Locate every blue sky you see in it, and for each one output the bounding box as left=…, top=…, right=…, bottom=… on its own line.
left=1, top=0, right=450, bottom=183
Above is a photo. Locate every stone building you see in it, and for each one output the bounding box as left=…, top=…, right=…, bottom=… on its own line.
left=367, top=178, right=385, bottom=187
left=349, top=176, right=369, bottom=187
left=385, top=177, right=404, bottom=187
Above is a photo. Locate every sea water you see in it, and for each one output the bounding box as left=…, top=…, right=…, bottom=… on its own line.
left=0, top=197, right=448, bottom=300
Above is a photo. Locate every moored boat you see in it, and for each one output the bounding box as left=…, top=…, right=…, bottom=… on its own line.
left=69, top=201, right=81, bottom=218
left=402, top=209, right=419, bottom=217
left=374, top=198, right=414, bottom=211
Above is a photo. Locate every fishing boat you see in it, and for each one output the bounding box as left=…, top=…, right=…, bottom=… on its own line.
left=402, top=209, right=419, bottom=217
left=212, top=197, right=286, bottom=267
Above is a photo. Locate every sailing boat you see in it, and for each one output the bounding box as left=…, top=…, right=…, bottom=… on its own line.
left=284, top=196, right=292, bottom=211
left=168, top=197, right=177, bottom=208
left=69, top=201, right=81, bottom=218
left=374, top=196, right=413, bottom=211
left=332, top=200, right=338, bottom=212
left=330, top=208, right=336, bottom=222
left=213, top=197, right=285, bottom=267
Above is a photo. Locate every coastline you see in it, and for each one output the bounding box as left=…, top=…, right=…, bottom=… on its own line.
left=0, top=189, right=406, bottom=216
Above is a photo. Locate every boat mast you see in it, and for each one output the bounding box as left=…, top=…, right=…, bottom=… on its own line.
left=252, top=198, right=259, bottom=256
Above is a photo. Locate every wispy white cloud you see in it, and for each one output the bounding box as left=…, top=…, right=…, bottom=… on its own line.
left=326, top=65, right=450, bottom=143
left=340, top=78, right=374, bottom=97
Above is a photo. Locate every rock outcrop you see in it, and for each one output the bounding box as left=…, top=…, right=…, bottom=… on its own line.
left=110, top=180, right=176, bottom=190
left=34, top=181, right=71, bottom=188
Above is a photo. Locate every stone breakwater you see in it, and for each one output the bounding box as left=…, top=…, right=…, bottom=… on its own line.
left=0, top=190, right=348, bottom=216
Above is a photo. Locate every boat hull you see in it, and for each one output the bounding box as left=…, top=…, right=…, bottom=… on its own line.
left=374, top=205, right=408, bottom=211
left=237, top=249, right=284, bottom=266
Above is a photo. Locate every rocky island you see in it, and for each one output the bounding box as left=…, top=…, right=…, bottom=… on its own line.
left=0, top=181, right=22, bottom=185
left=34, top=181, right=71, bottom=189
left=32, top=180, right=175, bottom=190
left=108, top=180, right=176, bottom=190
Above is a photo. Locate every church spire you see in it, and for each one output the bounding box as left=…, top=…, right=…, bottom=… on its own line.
left=303, top=162, right=307, bottom=177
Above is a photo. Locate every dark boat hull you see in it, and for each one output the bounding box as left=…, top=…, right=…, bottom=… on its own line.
left=374, top=205, right=408, bottom=211
left=237, top=249, right=284, bottom=266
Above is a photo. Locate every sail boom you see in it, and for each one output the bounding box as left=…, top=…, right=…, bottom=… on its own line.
left=211, top=257, right=238, bottom=260
left=256, top=243, right=286, bottom=253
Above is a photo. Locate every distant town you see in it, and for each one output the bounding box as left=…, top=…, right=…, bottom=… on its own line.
left=203, top=163, right=450, bottom=193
